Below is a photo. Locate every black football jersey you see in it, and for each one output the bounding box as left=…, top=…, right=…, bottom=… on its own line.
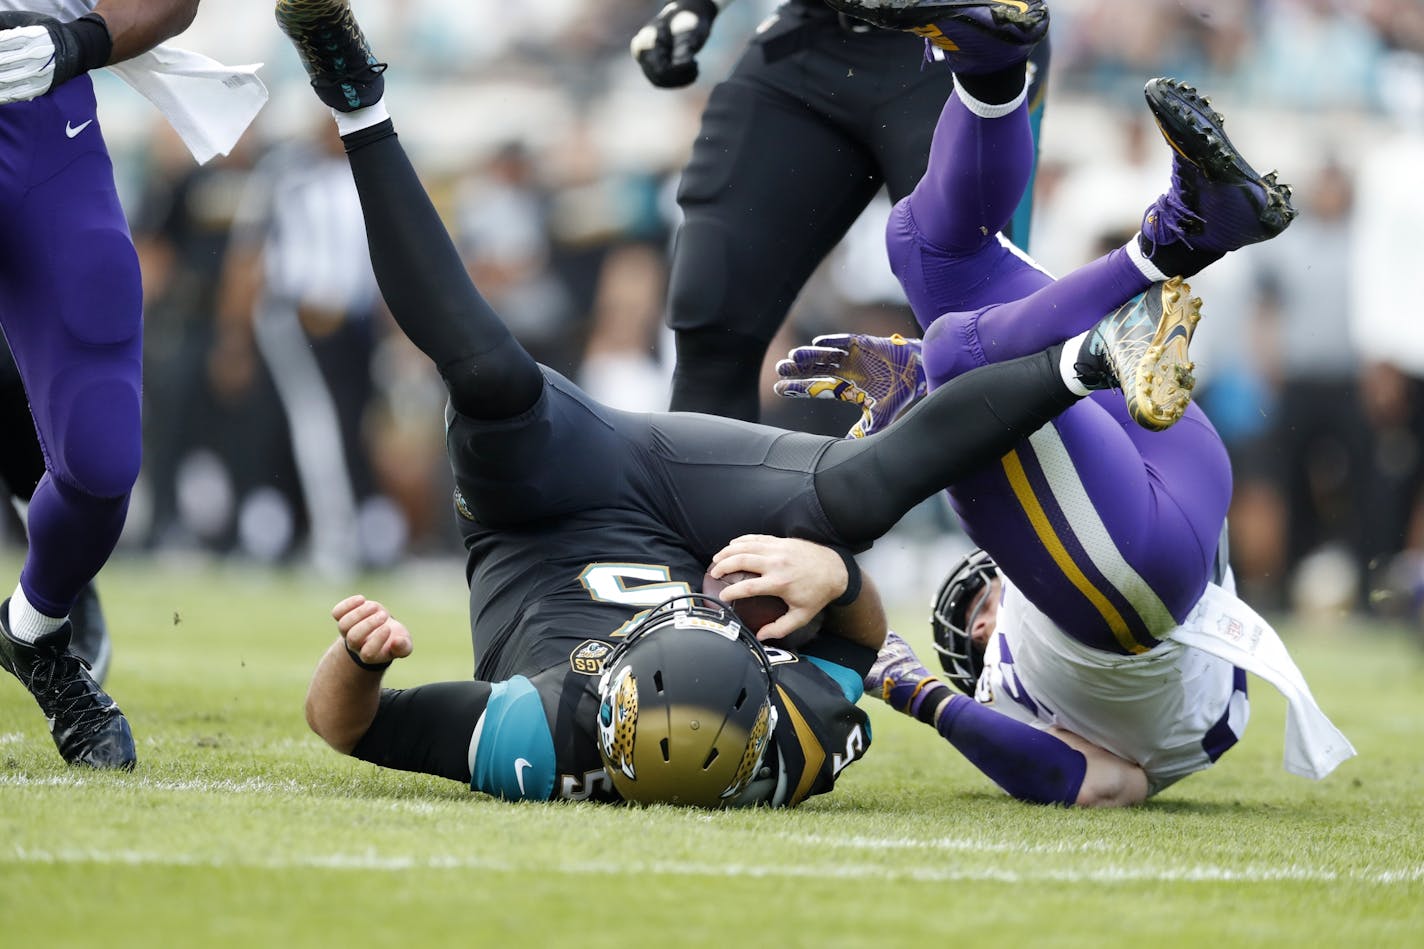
left=366, top=369, right=875, bottom=805
left=529, top=633, right=874, bottom=806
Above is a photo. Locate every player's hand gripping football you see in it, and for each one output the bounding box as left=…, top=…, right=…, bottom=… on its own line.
left=0, top=12, right=109, bottom=105
left=332, top=595, right=413, bottom=668
left=774, top=333, right=927, bottom=439
left=710, top=535, right=849, bottom=643
left=629, top=0, right=720, bottom=88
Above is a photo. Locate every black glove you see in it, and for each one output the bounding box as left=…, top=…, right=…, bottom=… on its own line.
left=629, top=0, right=720, bottom=89
left=0, top=11, right=112, bottom=104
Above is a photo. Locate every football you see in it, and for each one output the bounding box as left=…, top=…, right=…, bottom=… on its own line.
left=702, top=570, right=788, bottom=633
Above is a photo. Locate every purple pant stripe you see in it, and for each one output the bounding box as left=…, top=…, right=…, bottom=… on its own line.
left=1202, top=668, right=1249, bottom=763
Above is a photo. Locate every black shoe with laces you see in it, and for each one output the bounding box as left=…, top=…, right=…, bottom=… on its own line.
left=67, top=582, right=112, bottom=688
left=0, top=598, right=135, bottom=770
left=275, top=0, right=386, bottom=112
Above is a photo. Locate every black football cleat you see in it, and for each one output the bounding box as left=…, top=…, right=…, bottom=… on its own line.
left=0, top=598, right=135, bottom=770
left=67, top=582, right=112, bottom=687
left=1139, top=77, right=1296, bottom=268
left=275, top=0, right=386, bottom=112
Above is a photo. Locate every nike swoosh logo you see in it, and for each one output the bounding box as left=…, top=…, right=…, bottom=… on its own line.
left=65, top=119, right=93, bottom=139
left=1162, top=324, right=1191, bottom=347
left=514, top=757, right=532, bottom=795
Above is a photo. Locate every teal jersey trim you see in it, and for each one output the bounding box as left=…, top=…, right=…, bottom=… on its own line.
left=806, top=656, right=864, bottom=705
left=1006, top=93, right=1045, bottom=251
left=470, top=675, right=556, bottom=801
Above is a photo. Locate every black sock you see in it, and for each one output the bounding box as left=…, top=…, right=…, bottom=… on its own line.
left=342, top=119, right=543, bottom=419
left=1138, top=233, right=1221, bottom=281
left=341, top=118, right=396, bottom=153
left=955, top=64, right=1028, bottom=105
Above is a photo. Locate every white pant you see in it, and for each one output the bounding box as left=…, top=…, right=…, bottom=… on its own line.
left=979, top=580, right=1249, bottom=796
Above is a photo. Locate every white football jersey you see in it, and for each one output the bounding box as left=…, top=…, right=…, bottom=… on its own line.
left=977, top=577, right=1249, bottom=796
left=0, top=1, right=95, bottom=17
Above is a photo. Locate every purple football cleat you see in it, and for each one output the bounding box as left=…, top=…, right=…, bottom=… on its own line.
left=822, top=0, right=1048, bottom=73
left=1139, top=77, right=1296, bottom=272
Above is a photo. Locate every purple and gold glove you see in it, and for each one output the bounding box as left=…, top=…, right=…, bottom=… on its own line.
left=773, top=332, right=926, bottom=438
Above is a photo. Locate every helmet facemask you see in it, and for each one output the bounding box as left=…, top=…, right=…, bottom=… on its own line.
left=930, top=550, right=999, bottom=696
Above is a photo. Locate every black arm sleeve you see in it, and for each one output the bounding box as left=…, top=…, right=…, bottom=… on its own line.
left=798, top=635, right=878, bottom=681
left=350, top=680, right=493, bottom=785
left=814, top=348, right=1078, bottom=545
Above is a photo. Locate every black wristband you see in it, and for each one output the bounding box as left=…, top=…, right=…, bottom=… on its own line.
left=67, top=13, right=112, bottom=71
left=829, top=548, right=862, bottom=608
left=345, top=643, right=392, bottom=672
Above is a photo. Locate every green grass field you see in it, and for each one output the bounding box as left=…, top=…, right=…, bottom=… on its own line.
left=2, top=555, right=1421, bottom=947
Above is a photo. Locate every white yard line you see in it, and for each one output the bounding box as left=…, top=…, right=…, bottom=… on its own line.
left=6, top=847, right=1421, bottom=885
left=0, top=772, right=305, bottom=794
left=4, top=774, right=1419, bottom=886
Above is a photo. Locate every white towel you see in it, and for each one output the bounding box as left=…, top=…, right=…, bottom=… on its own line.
left=108, top=43, right=267, bottom=165
left=1172, top=582, right=1356, bottom=780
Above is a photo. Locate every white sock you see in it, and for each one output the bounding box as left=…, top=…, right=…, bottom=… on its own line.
left=954, top=79, right=1028, bottom=119
left=1059, top=329, right=1094, bottom=397
left=8, top=584, right=66, bottom=644
left=1126, top=234, right=1171, bottom=281
left=333, top=101, right=391, bottom=137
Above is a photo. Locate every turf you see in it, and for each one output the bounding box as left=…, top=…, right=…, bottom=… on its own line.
left=1, top=556, right=1421, bottom=947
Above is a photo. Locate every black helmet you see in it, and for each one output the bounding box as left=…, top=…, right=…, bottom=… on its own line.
left=596, top=594, right=778, bottom=807
left=930, top=549, right=999, bottom=696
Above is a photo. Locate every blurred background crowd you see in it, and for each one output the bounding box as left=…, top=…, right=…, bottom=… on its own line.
left=7, top=0, right=1420, bottom=623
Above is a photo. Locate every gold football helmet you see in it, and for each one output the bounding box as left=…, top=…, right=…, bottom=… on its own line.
left=596, top=594, right=777, bottom=807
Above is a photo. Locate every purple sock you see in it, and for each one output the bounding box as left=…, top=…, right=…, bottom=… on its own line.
left=936, top=696, right=1087, bottom=806
left=21, top=474, right=129, bottom=616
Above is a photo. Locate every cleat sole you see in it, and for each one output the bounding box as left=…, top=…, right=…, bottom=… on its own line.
left=1128, top=276, right=1202, bottom=431
left=1144, top=76, right=1299, bottom=244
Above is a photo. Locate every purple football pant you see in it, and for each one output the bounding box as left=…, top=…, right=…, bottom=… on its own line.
left=0, top=76, right=141, bottom=617
left=887, top=89, right=1230, bottom=654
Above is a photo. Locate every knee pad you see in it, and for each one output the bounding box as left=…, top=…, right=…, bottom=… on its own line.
left=666, top=217, right=736, bottom=335
left=922, top=311, right=987, bottom=389
left=54, top=226, right=142, bottom=347
left=670, top=326, right=767, bottom=418
left=51, top=371, right=142, bottom=499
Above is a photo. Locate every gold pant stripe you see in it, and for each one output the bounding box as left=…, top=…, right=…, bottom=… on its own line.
left=1001, top=450, right=1147, bottom=654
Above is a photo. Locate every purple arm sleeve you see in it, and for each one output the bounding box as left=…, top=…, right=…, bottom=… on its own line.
left=937, top=695, right=1087, bottom=806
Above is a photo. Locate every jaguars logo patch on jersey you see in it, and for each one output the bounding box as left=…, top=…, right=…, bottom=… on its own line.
left=569, top=639, right=613, bottom=676
left=453, top=486, right=475, bottom=521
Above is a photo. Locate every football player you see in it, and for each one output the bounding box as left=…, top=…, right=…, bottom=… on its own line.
left=632, top=0, right=1049, bottom=422
left=0, top=0, right=265, bottom=771
left=776, top=0, right=1354, bottom=805
left=282, top=0, right=1209, bottom=808
left=0, top=342, right=112, bottom=685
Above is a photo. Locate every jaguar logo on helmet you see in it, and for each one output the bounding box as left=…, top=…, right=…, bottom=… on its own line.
left=594, top=594, right=778, bottom=807
left=597, top=665, right=640, bottom=781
